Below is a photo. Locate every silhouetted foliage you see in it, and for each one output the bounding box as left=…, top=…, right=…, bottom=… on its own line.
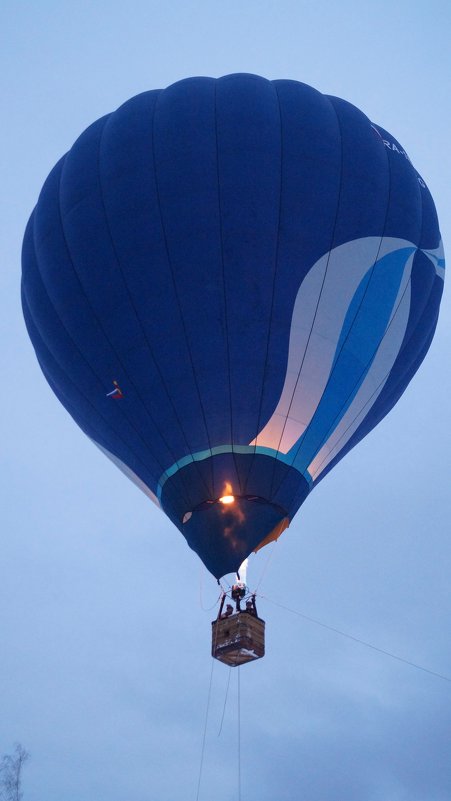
left=0, top=745, right=29, bottom=801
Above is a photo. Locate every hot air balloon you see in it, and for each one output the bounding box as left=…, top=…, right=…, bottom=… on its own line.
left=21, top=74, right=445, bottom=589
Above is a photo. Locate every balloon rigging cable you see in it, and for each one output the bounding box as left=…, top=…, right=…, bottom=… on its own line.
left=259, top=593, right=451, bottom=684
left=195, top=656, right=215, bottom=801
left=217, top=667, right=232, bottom=737
left=196, top=618, right=243, bottom=800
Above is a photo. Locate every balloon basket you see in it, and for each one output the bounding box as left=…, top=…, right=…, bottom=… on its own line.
left=211, top=611, right=265, bottom=666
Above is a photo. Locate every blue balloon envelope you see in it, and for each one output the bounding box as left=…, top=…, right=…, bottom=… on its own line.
left=22, top=75, right=445, bottom=578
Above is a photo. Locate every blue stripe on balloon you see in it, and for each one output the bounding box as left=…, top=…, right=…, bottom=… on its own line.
left=288, top=246, right=415, bottom=475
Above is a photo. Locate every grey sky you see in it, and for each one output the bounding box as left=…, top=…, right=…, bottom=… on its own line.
left=2, top=1, right=451, bottom=799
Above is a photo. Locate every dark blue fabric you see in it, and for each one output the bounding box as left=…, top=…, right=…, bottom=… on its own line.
left=22, top=75, right=444, bottom=578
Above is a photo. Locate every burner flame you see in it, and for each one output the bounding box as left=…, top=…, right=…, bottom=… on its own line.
left=219, top=495, right=235, bottom=505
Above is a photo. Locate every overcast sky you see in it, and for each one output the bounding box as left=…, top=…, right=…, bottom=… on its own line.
left=2, top=2, right=451, bottom=800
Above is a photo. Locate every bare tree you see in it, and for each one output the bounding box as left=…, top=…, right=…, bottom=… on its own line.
left=0, top=745, right=29, bottom=801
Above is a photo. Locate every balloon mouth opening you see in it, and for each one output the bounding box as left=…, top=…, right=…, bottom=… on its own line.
left=181, top=494, right=287, bottom=524
left=179, top=494, right=291, bottom=577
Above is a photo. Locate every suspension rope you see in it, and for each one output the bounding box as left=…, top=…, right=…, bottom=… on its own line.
left=199, top=567, right=223, bottom=612
left=259, top=594, right=451, bottom=684
left=195, top=658, right=215, bottom=801
left=252, top=541, right=278, bottom=595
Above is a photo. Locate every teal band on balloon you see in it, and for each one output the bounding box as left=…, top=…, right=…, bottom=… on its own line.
left=156, top=444, right=312, bottom=501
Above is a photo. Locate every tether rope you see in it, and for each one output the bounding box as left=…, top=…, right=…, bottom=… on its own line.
left=218, top=667, right=232, bottom=737
left=259, top=593, right=451, bottom=684
left=237, top=666, right=242, bottom=801
left=195, top=657, right=215, bottom=801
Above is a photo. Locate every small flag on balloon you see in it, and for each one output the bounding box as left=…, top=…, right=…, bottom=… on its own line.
left=106, top=380, right=123, bottom=399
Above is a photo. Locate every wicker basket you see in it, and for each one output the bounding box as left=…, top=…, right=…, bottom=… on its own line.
left=212, top=612, right=265, bottom=666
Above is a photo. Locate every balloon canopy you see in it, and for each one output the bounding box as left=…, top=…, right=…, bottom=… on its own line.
left=22, top=74, right=445, bottom=579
